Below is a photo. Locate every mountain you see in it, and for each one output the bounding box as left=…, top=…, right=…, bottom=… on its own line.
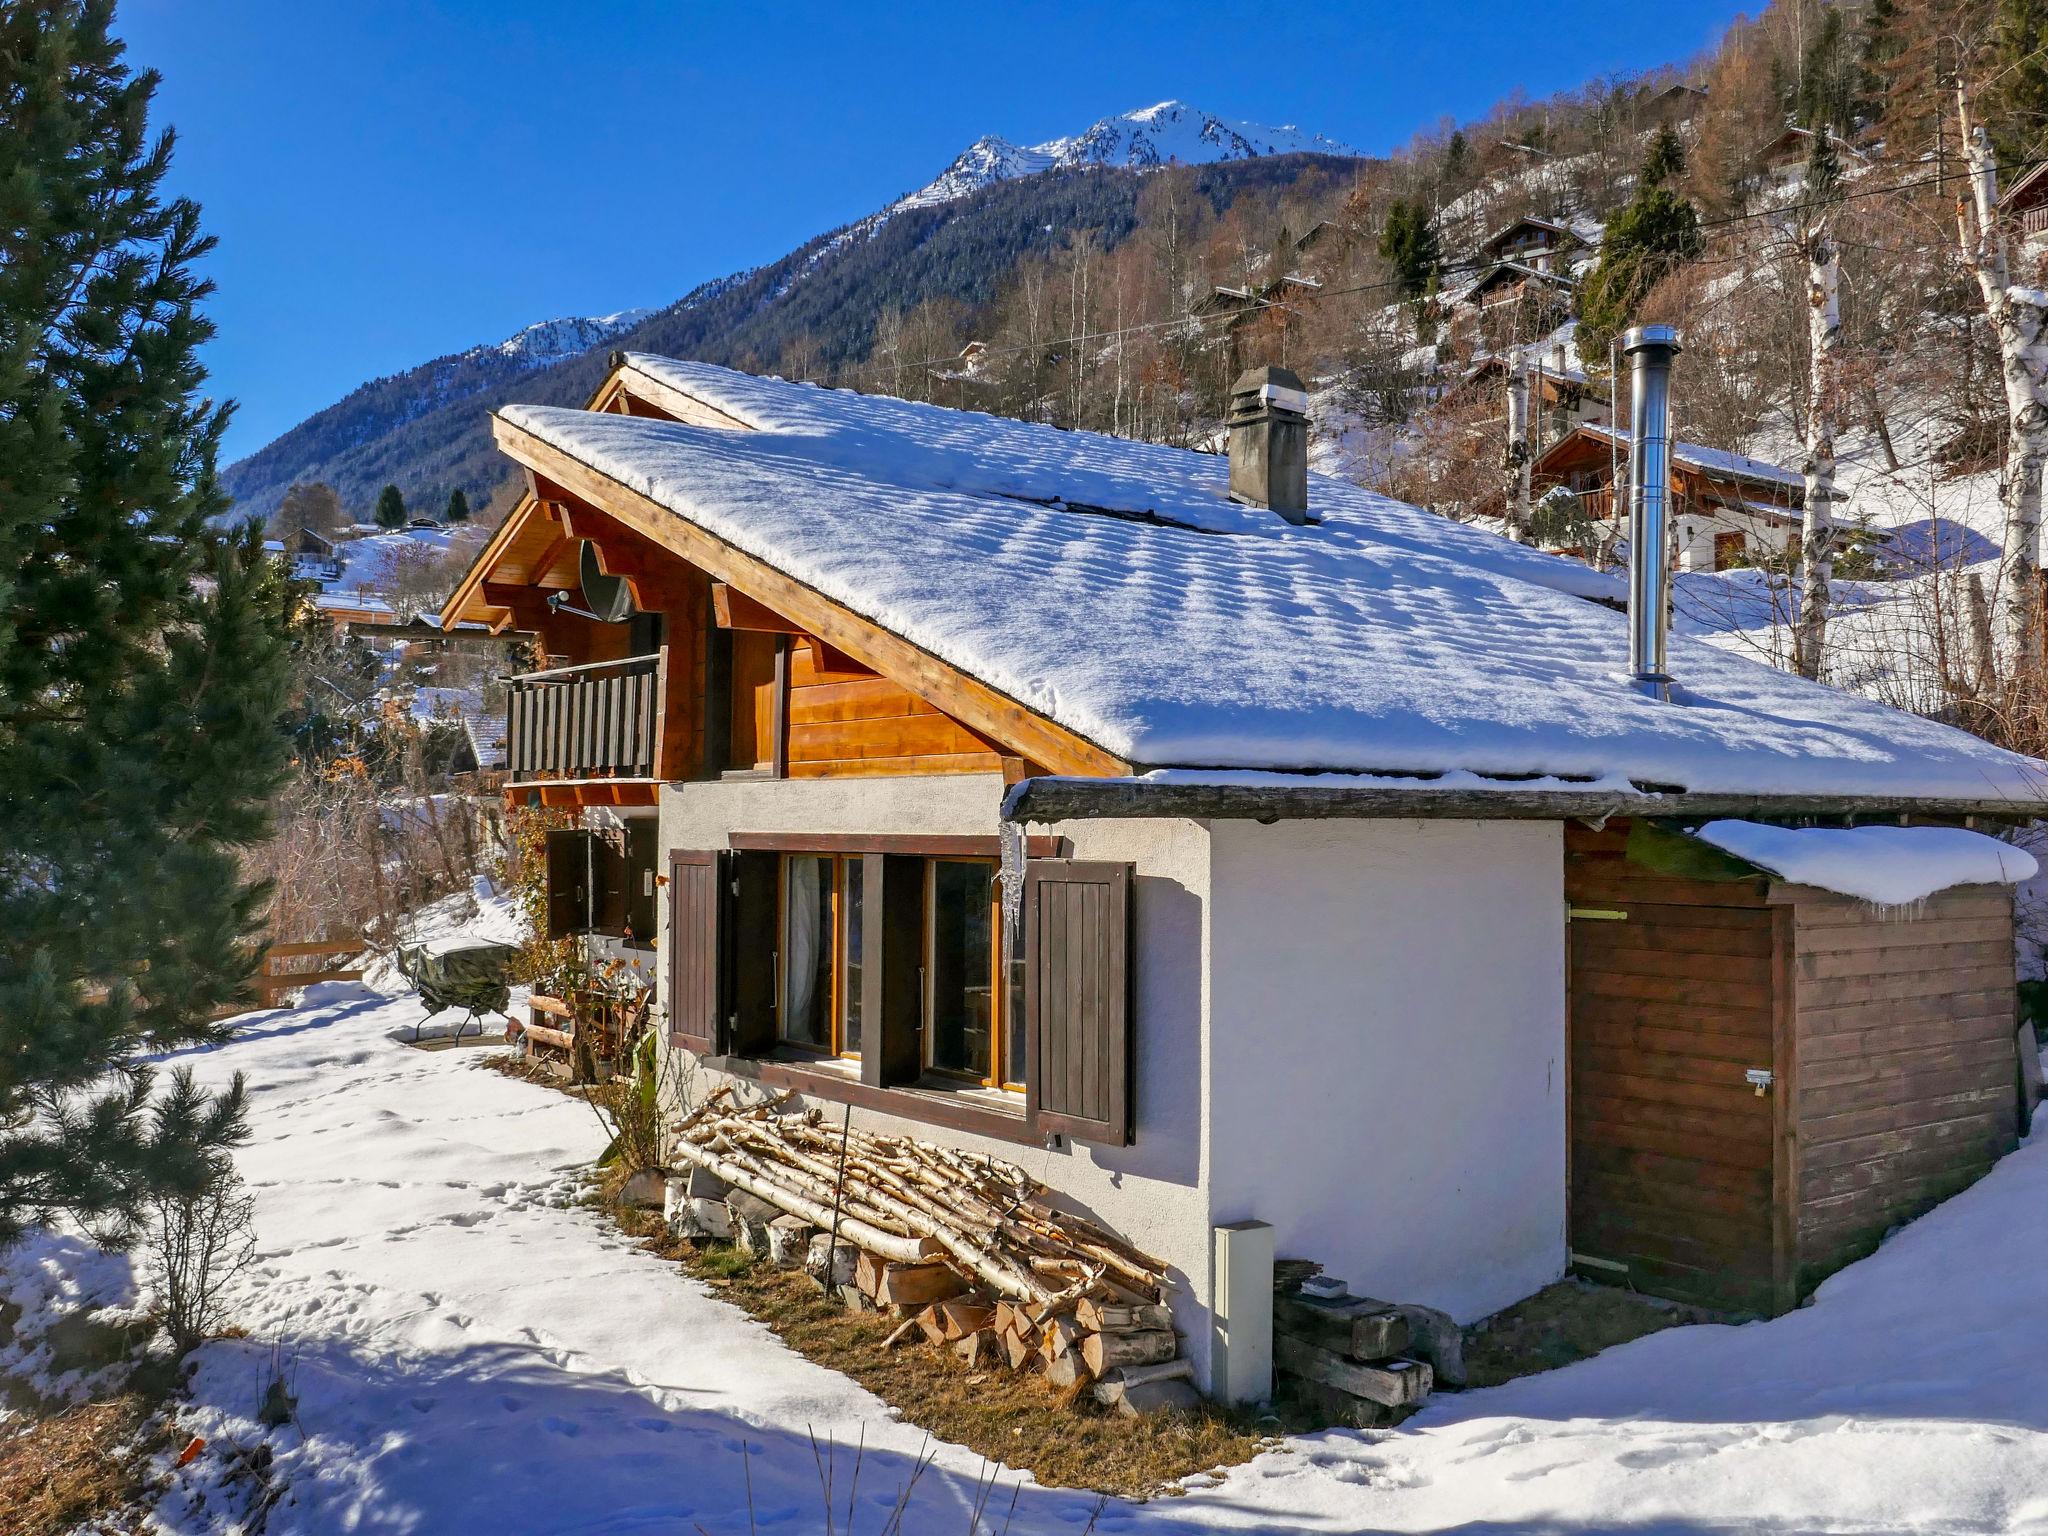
left=222, top=306, right=658, bottom=522
left=221, top=102, right=1360, bottom=523
left=891, top=100, right=1356, bottom=212
left=492, top=308, right=655, bottom=369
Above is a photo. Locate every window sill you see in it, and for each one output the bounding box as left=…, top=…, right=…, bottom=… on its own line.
left=703, top=1052, right=1040, bottom=1147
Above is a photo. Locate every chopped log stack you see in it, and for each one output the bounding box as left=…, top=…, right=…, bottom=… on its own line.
left=669, top=1094, right=1194, bottom=1413
left=1271, top=1259, right=1442, bottom=1426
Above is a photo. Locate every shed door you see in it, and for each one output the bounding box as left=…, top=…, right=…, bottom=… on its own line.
left=1568, top=900, right=1783, bottom=1312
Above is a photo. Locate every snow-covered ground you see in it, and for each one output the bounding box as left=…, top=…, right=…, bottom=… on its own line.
left=5, top=901, right=2048, bottom=1532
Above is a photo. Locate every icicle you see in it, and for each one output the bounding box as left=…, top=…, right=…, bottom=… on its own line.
left=998, top=818, right=1027, bottom=938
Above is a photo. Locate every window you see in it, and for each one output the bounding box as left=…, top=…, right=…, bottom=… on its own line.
left=779, top=853, right=863, bottom=1057
left=669, top=838, right=1131, bottom=1144
left=926, top=858, right=1013, bottom=1088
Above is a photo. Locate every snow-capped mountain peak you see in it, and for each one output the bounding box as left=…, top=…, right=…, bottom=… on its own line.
left=484, top=307, right=655, bottom=369
left=890, top=100, right=1357, bottom=213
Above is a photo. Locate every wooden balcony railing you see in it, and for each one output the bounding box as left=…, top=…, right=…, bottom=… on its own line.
left=2025, top=205, right=2048, bottom=237
left=505, top=653, right=661, bottom=781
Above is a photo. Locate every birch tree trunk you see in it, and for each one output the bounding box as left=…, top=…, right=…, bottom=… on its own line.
left=1503, top=349, right=1533, bottom=542
left=1957, top=80, right=2048, bottom=670
left=1795, top=218, right=1840, bottom=680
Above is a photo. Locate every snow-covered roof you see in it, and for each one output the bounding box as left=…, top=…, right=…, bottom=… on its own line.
left=491, top=356, right=2048, bottom=805
left=1692, top=821, right=2037, bottom=905
left=311, top=590, right=396, bottom=614
left=1574, top=423, right=1805, bottom=495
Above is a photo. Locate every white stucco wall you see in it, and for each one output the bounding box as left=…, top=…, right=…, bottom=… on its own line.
left=656, top=774, right=1220, bottom=1382
left=1204, top=819, right=1569, bottom=1324
left=647, top=779, right=1571, bottom=1386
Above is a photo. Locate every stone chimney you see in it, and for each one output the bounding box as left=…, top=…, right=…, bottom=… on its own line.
left=1227, top=365, right=1311, bottom=524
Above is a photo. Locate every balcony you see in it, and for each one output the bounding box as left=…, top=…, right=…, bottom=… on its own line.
left=2025, top=205, right=2048, bottom=239
left=505, top=653, right=661, bottom=797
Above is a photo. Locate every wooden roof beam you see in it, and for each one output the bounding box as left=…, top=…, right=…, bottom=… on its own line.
left=713, top=583, right=805, bottom=634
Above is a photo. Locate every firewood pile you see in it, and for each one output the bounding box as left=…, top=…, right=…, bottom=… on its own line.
left=1271, top=1259, right=1462, bottom=1427
left=666, top=1094, right=1197, bottom=1416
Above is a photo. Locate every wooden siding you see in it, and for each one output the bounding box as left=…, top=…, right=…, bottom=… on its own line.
left=1789, top=885, right=2019, bottom=1292
left=784, top=637, right=1007, bottom=778
left=1565, top=823, right=1780, bottom=1311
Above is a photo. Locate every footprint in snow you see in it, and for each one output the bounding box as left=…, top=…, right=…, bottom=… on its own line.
left=632, top=1417, right=672, bottom=1433
left=498, top=1395, right=525, bottom=1413
left=409, top=1396, right=435, bottom=1413
left=540, top=1416, right=580, bottom=1437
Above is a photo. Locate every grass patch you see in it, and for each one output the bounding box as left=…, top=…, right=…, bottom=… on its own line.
left=613, top=1205, right=1272, bottom=1499
left=1461, top=1278, right=1724, bottom=1389
left=0, top=1391, right=172, bottom=1536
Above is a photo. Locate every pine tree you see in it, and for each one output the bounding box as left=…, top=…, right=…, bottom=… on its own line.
left=1377, top=198, right=1440, bottom=298
left=1991, top=0, right=2048, bottom=161
left=0, top=0, right=298, bottom=1246
left=444, top=486, right=470, bottom=524
left=374, top=483, right=407, bottom=529
left=1575, top=134, right=1704, bottom=358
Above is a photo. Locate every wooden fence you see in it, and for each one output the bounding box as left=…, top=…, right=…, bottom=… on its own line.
left=249, top=937, right=367, bottom=1009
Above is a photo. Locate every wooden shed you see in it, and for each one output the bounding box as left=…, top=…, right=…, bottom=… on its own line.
left=1565, top=820, right=2022, bottom=1315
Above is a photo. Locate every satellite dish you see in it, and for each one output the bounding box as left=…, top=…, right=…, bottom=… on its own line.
left=579, top=541, right=637, bottom=624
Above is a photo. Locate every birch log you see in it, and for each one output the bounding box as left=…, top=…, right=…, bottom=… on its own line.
left=1504, top=349, right=1533, bottom=542
left=1797, top=206, right=1841, bottom=680
left=667, top=1139, right=938, bottom=1264
left=1957, top=79, right=2048, bottom=667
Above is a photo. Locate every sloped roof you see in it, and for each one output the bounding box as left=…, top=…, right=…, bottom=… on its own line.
left=1565, top=423, right=1806, bottom=495
left=489, top=355, right=2048, bottom=806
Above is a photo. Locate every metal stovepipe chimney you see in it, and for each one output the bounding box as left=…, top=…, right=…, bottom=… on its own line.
left=1623, top=324, right=1682, bottom=700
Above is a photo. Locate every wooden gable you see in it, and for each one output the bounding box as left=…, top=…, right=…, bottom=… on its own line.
left=438, top=360, right=1129, bottom=787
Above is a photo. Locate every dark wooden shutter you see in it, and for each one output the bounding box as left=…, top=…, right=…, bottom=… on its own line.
left=545, top=829, right=593, bottom=939
left=723, top=849, right=779, bottom=1056
left=667, top=850, right=719, bottom=1051
left=624, top=820, right=658, bottom=945
left=1025, top=860, right=1133, bottom=1145
left=593, top=831, right=628, bottom=936
left=869, top=853, right=926, bottom=1088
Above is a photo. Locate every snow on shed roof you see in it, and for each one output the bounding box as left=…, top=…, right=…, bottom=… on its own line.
left=494, top=357, right=2048, bottom=804
left=1692, top=821, right=2037, bottom=905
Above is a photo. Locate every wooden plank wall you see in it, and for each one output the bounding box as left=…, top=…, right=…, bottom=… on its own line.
left=1564, top=823, right=1781, bottom=1312
left=785, top=637, right=1007, bottom=778
left=1790, top=885, right=2019, bottom=1291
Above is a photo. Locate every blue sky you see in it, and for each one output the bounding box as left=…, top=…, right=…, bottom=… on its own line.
left=123, top=1, right=1746, bottom=463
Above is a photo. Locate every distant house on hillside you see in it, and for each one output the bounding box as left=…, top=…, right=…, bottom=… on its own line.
left=1461, top=344, right=1610, bottom=443
left=2002, top=159, right=2048, bottom=249
left=1638, top=81, right=1708, bottom=126
left=309, top=588, right=397, bottom=631
left=438, top=352, right=2046, bottom=1395
left=1474, top=214, right=1594, bottom=277
left=1758, top=124, right=1866, bottom=178
left=1532, top=423, right=1804, bottom=571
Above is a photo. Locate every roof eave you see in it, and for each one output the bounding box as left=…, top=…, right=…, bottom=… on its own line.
left=1002, top=777, right=2048, bottom=826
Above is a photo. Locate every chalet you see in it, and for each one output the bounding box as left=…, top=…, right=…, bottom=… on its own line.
left=307, top=587, right=397, bottom=630
left=2002, top=159, right=2048, bottom=250
left=1473, top=214, right=1594, bottom=276
left=1463, top=343, right=1610, bottom=440
left=1639, top=81, right=1708, bottom=126
left=1759, top=124, right=1867, bottom=179
left=1533, top=422, right=1804, bottom=570
left=440, top=350, right=2048, bottom=1399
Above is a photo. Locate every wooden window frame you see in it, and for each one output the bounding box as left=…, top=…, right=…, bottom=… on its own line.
left=920, top=856, right=1017, bottom=1094
left=688, top=838, right=1134, bottom=1145
left=775, top=851, right=863, bottom=1061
